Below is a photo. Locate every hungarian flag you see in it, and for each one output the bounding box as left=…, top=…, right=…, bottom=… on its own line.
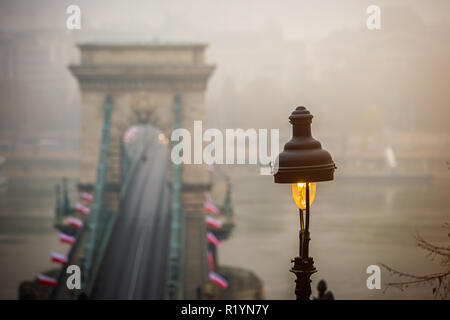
left=209, top=272, right=228, bottom=290
left=67, top=216, right=83, bottom=229
left=75, top=203, right=90, bottom=215
left=37, top=274, right=58, bottom=287
left=204, top=201, right=220, bottom=215
left=207, top=251, right=214, bottom=271
left=206, top=231, right=221, bottom=246
left=80, top=192, right=94, bottom=203
left=50, top=252, right=68, bottom=265
left=59, top=233, right=76, bottom=245
left=205, top=216, right=222, bottom=230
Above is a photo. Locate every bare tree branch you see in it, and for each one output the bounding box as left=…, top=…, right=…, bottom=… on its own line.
left=380, top=223, right=450, bottom=299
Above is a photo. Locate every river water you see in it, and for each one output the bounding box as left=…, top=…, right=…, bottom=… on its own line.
left=0, top=167, right=449, bottom=299
left=0, top=178, right=78, bottom=299
left=220, top=166, right=449, bottom=300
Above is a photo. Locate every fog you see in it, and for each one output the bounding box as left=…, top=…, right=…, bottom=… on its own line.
left=0, top=0, right=449, bottom=299
left=1, top=0, right=450, bottom=135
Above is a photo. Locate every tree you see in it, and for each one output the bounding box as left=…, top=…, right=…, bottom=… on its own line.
left=380, top=223, right=450, bottom=299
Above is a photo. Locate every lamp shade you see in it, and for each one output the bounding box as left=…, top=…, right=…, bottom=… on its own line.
left=274, top=106, right=336, bottom=183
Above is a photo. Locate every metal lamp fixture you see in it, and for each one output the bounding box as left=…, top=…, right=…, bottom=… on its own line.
left=274, top=106, right=336, bottom=300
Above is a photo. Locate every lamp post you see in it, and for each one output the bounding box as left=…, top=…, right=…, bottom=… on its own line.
left=273, top=106, right=336, bottom=300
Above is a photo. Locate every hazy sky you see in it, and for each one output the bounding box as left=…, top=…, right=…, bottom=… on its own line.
left=1, top=0, right=450, bottom=134
left=1, top=0, right=449, bottom=40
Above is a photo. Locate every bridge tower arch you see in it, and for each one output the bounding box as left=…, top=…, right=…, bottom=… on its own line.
left=70, top=43, right=215, bottom=299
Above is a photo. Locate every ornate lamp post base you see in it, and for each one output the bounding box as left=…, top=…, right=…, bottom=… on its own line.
left=290, top=256, right=317, bottom=300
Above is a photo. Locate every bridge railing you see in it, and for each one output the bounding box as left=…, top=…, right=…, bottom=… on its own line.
left=83, top=95, right=116, bottom=295
left=165, top=95, right=184, bottom=300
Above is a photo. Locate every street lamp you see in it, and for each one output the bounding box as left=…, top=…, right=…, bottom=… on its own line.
left=273, top=106, right=336, bottom=300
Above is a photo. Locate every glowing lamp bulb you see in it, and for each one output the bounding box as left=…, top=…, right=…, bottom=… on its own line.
left=292, top=182, right=317, bottom=210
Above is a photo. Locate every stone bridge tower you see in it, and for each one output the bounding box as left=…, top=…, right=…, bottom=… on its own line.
left=70, top=43, right=215, bottom=299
